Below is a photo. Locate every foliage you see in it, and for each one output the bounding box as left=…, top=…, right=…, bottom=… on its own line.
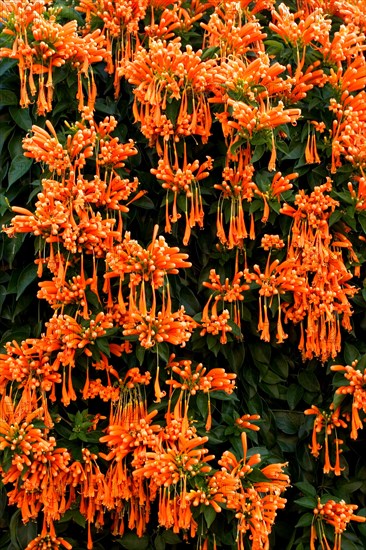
left=1, top=0, right=366, bottom=549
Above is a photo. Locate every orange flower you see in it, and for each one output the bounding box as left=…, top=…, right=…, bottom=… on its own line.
left=280, top=180, right=357, bottom=361
left=304, top=404, right=347, bottom=475
left=312, top=499, right=366, bottom=550
left=26, top=520, right=72, bottom=550
left=0, top=4, right=108, bottom=114
left=124, top=39, right=216, bottom=148
left=331, top=360, right=366, bottom=439
left=201, top=7, right=267, bottom=58
left=235, top=413, right=261, bottom=431
left=151, top=146, right=213, bottom=242
left=202, top=267, right=249, bottom=327
left=214, top=152, right=258, bottom=248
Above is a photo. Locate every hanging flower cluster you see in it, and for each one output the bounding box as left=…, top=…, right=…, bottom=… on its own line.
left=304, top=404, right=348, bottom=476
left=311, top=499, right=366, bottom=550
left=3, top=0, right=366, bottom=547
left=0, top=0, right=108, bottom=113
left=280, top=181, right=358, bottom=361
left=331, top=360, right=366, bottom=439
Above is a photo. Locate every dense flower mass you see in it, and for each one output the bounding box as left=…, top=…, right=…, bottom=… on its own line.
left=2, top=0, right=366, bottom=548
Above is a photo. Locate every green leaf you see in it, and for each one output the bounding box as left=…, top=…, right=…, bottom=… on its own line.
left=262, top=370, right=284, bottom=384
left=133, top=195, right=155, bottom=209
left=196, top=392, right=208, bottom=418
left=250, top=342, right=271, bottom=365
left=344, top=342, right=360, bottom=365
left=246, top=469, right=271, bottom=483
left=9, top=511, right=37, bottom=549
left=294, top=481, right=317, bottom=497
left=59, top=509, right=86, bottom=528
left=118, top=533, right=149, bottom=550
left=222, top=343, right=245, bottom=374
left=201, top=46, right=220, bottom=60
left=210, top=390, right=238, bottom=401
left=264, top=40, right=285, bottom=55
left=282, top=144, right=303, bottom=160
left=294, top=496, right=317, bottom=509
left=8, top=155, right=33, bottom=188
left=95, top=337, right=111, bottom=357
left=203, top=505, right=217, bottom=528
left=9, top=106, right=32, bottom=131
left=161, top=530, right=181, bottom=544
left=0, top=122, right=14, bottom=156
left=298, top=371, right=320, bottom=393
left=251, top=144, right=265, bottom=163
left=329, top=210, right=343, bottom=227
left=295, top=513, right=314, bottom=527
left=358, top=212, right=366, bottom=234
left=180, top=286, right=201, bottom=315
left=0, top=90, right=18, bottom=106
left=136, top=345, right=145, bottom=365
left=274, top=411, right=304, bottom=434
left=157, top=342, right=170, bottom=362
left=0, top=327, right=31, bottom=347
left=16, top=263, right=37, bottom=300
left=154, top=535, right=165, bottom=550
left=95, top=97, right=118, bottom=115
left=287, top=384, right=304, bottom=409
left=0, top=58, right=17, bottom=77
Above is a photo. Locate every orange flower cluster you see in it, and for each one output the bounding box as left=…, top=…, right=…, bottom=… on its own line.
left=202, top=266, right=249, bottom=329
left=312, top=499, right=366, bottom=550
left=166, top=355, right=236, bottom=429
left=245, top=236, right=306, bottom=344
left=280, top=180, right=357, bottom=361
left=151, top=145, right=213, bottom=243
left=215, top=433, right=289, bottom=550
left=328, top=55, right=366, bottom=172
left=201, top=3, right=268, bottom=58
left=5, top=111, right=139, bottom=257
left=0, top=0, right=108, bottom=113
left=124, top=38, right=216, bottom=151
left=4, top=0, right=366, bottom=547
left=304, top=404, right=348, bottom=475
left=25, top=521, right=72, bottom=550
left=331, top=360, right=366, bottom=439
left=0, top=397, right=71, bottom=528
left=214, top=153, right=258, bottom=248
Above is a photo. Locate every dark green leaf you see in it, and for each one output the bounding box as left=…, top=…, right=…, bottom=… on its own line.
left=8, top=155, right=33, bottom=188
left=250, top=342, right=271, bottom=365
left=196, top=393, right=208, bottom=418
left=133, top=195, right=155, bottom=209
left=180, top=286, right=201, bottom=315
left=118, top=533, right=149, bottom=550
left=344, top=342, right=360, bottom=365
left=274, top=411, right=303, bottom=434
left=294, top=496, right=317, bottom=509
left=16, top=263, right=37, bottom=300
left=201, top=46, right=220, bottom=60
left=298, top=372, right=320, bottom=393
left=287, top=384, right=304, bottom=410
left=295, top=481, right=317, bottom=497
left=295, top=513, right=313, bottom=527
left=157, top=342, right=170, bottom=363
left=136, top=345, right=145, bottom=365
left=161, top=531, right=181, bottom=544
left=203, top=505, right=217, bottom=528
left=95, top=337, right=111, bottom=357
left=0, top=122, right=14, bottom=156
left=154, top=535, right=165, bottom=550
left=0, top=90, right=18, bottom=106
left=9, top=106, right=32, bottom=131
